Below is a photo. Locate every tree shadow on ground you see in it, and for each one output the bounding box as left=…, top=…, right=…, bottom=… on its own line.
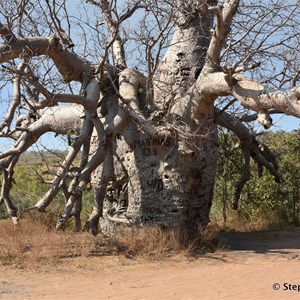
left=215, top=227, right=300, bottom=256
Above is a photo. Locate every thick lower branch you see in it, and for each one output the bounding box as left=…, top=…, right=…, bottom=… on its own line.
left=89, top=140, right=114, bottom=235
left=216, top=108, right=280, bottom=204
left=232, top=150, right=250, bottom=209
left=0, top=106, right=84, bottom=161
left=0, top=62, right=26, bottom=132
left=0, top=169, right=18, bottom=225
left=118, top=68, right=172, bottom=138
left=198, top=72, right=300, bottom=120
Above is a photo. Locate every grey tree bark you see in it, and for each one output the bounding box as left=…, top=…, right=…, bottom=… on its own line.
left=97, top=6, right=218, bottom=233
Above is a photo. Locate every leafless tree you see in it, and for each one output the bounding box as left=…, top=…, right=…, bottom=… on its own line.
left=0, top=0, right=299, bottom=234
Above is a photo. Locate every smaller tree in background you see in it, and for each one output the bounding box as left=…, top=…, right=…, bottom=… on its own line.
left=212, top=130, right=300, bottom=228
left=212, top=129, right=242, bottom=225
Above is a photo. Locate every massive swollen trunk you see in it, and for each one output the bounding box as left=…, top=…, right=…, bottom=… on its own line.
left=93, top=10, right=218, bottom=233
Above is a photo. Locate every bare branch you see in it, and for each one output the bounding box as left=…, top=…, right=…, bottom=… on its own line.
left=119, top=3, right=141, bottom=22
left=88, top=0, right=127, bottom=71
left=204, top=0, right=240, bottom=71
left=0, top=21, right=17, bottom=43
left=0, top=31, right=93, bottom=82
left=0, top=61, right=26, bottom=132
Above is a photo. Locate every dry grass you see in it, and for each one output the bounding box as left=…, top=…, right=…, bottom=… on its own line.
left=212, top=211, right=286, bottom=233
left=111, top=224, right=219, bottom=259
left=0, top=218, right=110, bottom=268
left=0, top=216, right=219, bottom=268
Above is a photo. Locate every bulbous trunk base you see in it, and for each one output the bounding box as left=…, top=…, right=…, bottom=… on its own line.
left=93, top=120, right=218, bottom=235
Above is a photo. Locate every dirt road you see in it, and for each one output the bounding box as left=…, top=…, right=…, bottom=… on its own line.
left=1, top=228, right=300, bottom=300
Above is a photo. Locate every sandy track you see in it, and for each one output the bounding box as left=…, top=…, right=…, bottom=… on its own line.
left=1, top=228, right=300, bottom=300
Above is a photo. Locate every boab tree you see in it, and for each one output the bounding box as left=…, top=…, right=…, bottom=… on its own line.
left=0, top=0, right=299, bottom=234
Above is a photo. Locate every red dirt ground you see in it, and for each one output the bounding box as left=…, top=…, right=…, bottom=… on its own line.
left=1, top=228, right=300, bottom=300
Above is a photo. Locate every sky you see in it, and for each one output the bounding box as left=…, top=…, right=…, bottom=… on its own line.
left=271, top=115, right=299, bottom=132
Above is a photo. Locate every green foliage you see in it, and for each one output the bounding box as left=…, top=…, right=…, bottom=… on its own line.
left=241, top=171, right=282, bottom=222
left=12, top=165, right=49, bottom=209
left=212, top=130, right=300, bottom=228
left=0, top=151, right=94, bottom=220
left=11, top=152, right=64, bottom=210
